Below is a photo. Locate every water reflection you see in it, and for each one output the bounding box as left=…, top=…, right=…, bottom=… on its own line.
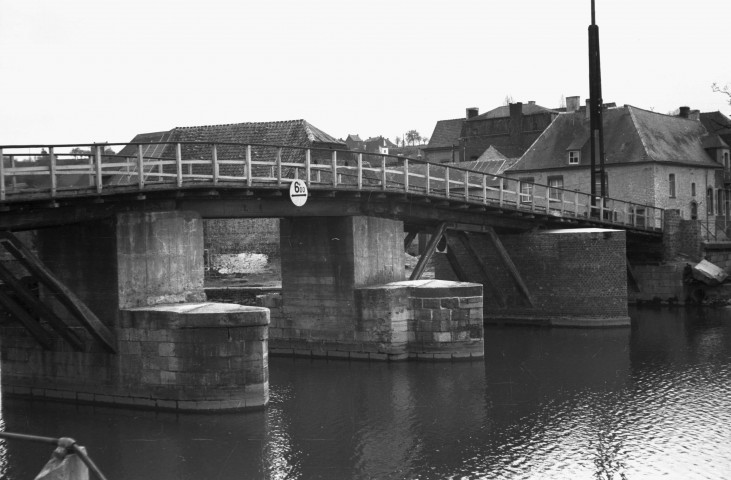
left=0, top=307, right=730, bottom=479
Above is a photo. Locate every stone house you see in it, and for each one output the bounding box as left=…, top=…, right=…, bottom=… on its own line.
left=423, top=101, right=558, bottom=164
left=508, top=103, right=730, bottom=238
left=119, top=120, right=345, bottom=280
left=345, top=135, right=397, bottom=155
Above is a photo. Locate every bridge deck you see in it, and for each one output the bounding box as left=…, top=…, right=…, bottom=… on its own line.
left=0, top=142, right=663, bottom=235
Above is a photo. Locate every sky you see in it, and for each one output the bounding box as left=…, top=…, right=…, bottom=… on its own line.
left=1, top=0, right=730, bottom=148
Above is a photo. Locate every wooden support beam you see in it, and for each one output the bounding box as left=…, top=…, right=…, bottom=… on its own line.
left=484, top=227, right=535, bottom=307
left=410, top=222, right=447, bottom=280
left=626, top=257, right=641, bottom=293
left=0, top=232, right=117, bottom=353
left=403, top=231, right=418, bottom=252
left=0, top=288, right=54, bottom=350
left=446, top=231, right=506, bottom=308
left=0, top=261, right=84, bottom=350
left=443, top=246, right=470, bottom=282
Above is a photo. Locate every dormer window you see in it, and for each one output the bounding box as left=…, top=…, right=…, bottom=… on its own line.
left=568, top=150, right=580, bottom=164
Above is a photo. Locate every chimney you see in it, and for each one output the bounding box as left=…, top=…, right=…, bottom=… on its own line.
left=689, top=109, right=700, bottom=121
left=585, top=99, right=591, bottom=119
left=509, top=102, right=523, bottom=139
left=528, top=100, right=536, bottom=105
left=466, top=107, right=479, bottom=119
left=566, top=96, right=580, bottom=112
left=679, top=106, right=690, bottom=118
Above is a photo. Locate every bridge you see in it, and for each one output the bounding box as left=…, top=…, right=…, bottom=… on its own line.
left=0, top=142, right=665, bottom=412
left=0, top=142, right=663, bottom=235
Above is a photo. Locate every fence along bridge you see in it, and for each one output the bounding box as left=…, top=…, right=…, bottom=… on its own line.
left=0, top=142, right=663, bottom=236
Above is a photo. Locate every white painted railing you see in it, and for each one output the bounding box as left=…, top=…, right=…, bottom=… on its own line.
left=0, top=142, right=664, bottom=231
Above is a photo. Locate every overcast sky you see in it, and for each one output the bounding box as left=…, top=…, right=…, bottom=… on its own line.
left=1, top=0, right=730, bottom=147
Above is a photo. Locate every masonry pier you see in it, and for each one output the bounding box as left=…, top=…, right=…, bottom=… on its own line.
left=261, top=216, right=485, bottom=360
left=1, top=211, right=269, bottom=411
left=437, top=228, right=631, bottom=327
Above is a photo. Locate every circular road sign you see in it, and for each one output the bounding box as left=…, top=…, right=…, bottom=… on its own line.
left=289, top=180, right=308, bottom=207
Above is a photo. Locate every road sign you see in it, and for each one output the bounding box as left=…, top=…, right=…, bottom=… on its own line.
left=289, top=180, right=308, bottom=207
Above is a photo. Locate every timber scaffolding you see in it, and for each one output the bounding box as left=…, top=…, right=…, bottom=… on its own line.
left=0, top=142, right=664, bottom=233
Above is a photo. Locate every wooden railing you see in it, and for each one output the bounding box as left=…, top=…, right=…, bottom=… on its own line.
left=0, top=142, right=664, bottom=231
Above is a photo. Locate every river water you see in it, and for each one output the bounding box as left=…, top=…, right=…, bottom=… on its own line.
left=1, top=306, right=730, bottom=479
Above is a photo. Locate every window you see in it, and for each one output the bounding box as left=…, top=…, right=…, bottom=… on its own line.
left=669, top=174, right=676, bottom=198
left=724, top=151, right=730, bottom=170
left=548, top=176, right=563, bottom=202
left=707, top=187, right=714, bottom=215
left=519, top=177, right=534, bottom=204
left=691, top=182, right=696, bottom=197
left=568, top=150, right=580, bottom=164
left=718, top=189, right=724, bottom=216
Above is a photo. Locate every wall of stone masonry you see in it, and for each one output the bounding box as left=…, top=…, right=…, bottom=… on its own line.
left=276, top=216, right=404, bottom=354
left=436, top=229, right=630, bottom=327
left=1, top=303, right=269, bottom=411
left=35, top=211, right=206, bottom=326
left=261, top=280, right=483, bottom=360
left=204, top=218, right=279, bottom=277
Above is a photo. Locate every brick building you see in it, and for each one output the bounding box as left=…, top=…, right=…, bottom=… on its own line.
left=508, top=103, right=729, bottom=237
left=423, top=102, right=558, bottom=164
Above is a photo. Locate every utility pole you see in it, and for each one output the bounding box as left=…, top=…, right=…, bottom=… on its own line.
left=588, top=0, right=607, bottom=207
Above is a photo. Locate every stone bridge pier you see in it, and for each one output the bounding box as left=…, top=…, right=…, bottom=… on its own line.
left=262, top=216, right=484, bottom=360
left=436, top=227, right=631, bottom=327
left=1, top=211, right=269, bottom=411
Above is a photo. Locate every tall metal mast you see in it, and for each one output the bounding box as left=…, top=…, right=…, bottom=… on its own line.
left=588, top=0, right=606, bottom=202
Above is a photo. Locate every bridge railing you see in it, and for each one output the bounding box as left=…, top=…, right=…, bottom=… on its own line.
left=0, top=142, right=663, bottom=231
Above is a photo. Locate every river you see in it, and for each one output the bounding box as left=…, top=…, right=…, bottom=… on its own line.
left=1, top=306, right=730, bottom=479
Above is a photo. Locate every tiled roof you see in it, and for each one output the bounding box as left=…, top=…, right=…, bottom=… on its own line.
left=425, top=118, right=463, bottom=149
left=512, top=105, right=720, bottom=172
left=116, top=131, right=174, bottom=158
left=119, top=120, right=344, bottom=180
left=468, top=103, right=556, bottom=121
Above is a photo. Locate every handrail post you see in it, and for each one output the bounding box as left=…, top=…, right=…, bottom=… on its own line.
left=0, top=148, right=4, bottom=201
left=499, top=178, right=504, bottom=207
left=95, top=145, right=103, bottom=194
left=445, top=166, right=450, bottom=198
left=175, top=143, right=183, bottom=187
left=332, top=150, right=338, bottom=187
left=276, top=147, right=283, bottom=187
left=211, top=144, right=219, bottom=184
left=381, top=156, right=387, bottom=191
left=246, top=145, right=252, bottom=187
left=574, top=191, right=579, bottom=217
left=426, top=163, right=430, bottom=195
left=357, top=153, right=363, bottom=190
left=464, top=170, right=469, bottom=200
left=482, top=175, right=487, bottom=204
left=87, top=151, right=94, bottom=187
left=49, top=147, right=57, bottom=197
left=305, top=149, right=311, bottom=184
left=11, top=156, right=17, bottom=190
left=403, top=158, right=409, bottom=192
left=600, top=197, right=605, bottom=221
left=137, top=144, right=145, bottom=189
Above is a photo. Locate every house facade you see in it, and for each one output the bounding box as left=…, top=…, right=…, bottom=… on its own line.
left=423, top=101, right=558, bottom=164
left=508, top=104, right=729, bottom=236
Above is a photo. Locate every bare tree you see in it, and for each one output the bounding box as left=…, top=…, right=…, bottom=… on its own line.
left=503, top=94, right=514, bottom=105
left=712, top=82, right=731, bottom=105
